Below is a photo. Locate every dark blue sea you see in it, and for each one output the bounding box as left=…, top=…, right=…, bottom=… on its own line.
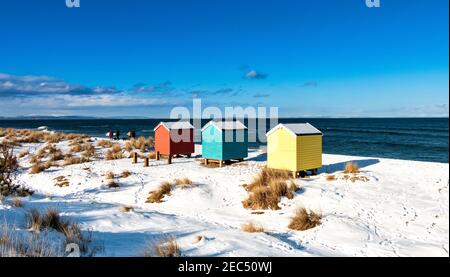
left=0, top=118, right=448, bottom=163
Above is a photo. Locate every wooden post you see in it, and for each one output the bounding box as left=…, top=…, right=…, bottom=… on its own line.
left=204, top=159, right=208, bottom=165
left=292, top=171, right=297, bottom=179
left=187, top=154, right=191, bottom=158
left=156, top=151, right=160, bottom=161
left=219, top=160, right=223, bottom=168
left=144, top=157, right=149, bottom=167
left=132, top=152, right=138, bottom=164
left=167, top=155, right=172, bottom=164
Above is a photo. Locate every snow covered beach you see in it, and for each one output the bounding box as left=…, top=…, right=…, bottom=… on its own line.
left=0, top=131, right=448, bottom=257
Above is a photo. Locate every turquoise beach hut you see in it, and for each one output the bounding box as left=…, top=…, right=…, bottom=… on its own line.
left=201, top=120, right=248, bottom=167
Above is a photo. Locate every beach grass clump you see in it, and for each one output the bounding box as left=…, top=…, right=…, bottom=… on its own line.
left=242, top=186, right=280, bottom=210
left=63, top=154, right=88, bottom=166
left=1, top=142, right=19, bottom=190
left=106, top=144, right=123, bottom=160
left=121, top=170, right=131, bottom=178
left=126, top=136, right=154, bottom=153
left=54, top=176, right=70, bottom=187
left=288, top=207, right=322, bottom=231
left=81, top=143, right=96, bottom=160
left=326, top=175, right=336, bottom=181
left=97, top=140, right=113, bottom=148
left=12, top=197, right=22, bottom=208
left=29, top=163, right=46, bottom=174
left=13, top=130, right=87, bottom=144
left=154, top=236, right=181, bottom=257
left=174, top=178, right=193, bottom=188
left=193, top=235, right=203, bottom=243
left=106, top=180, right=120, bottom=189
left=119, top=205, right=134, bottom=213
left=125, top=141, right=134, bottom=152
left=29, top=144, right=64, bottom=168
left=245, top=167, right=292, bottom=192
left=242, top=167, right=297, bottom=210
left=105, top=171, right=115, bottom=180
left=344, top=162, right=360, bottom=174
left=25, top=207, right=97, bottom=256
left=349, top=175, right=369, bottom=183
left=147, top=137, right=154, bottom=148
left=146, top=182, right=172, bottom=203
left=241, top=222, right=265, bottom=233
left=70, top=144, right=83, bottom=153
left=17, top=149, right=30, bottom=159
left=0, top=222, right=64, bottom=257
left=29, top=154, right=40, bottom=165
left=135, top=136, right=147, bottom=153
left=50, top=150, right=64, bottom=162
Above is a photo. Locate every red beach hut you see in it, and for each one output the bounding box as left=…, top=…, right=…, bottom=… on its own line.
left=154, top=121, right=195, bottom=159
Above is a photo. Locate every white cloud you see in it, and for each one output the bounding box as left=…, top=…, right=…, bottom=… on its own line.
left=244, top=70, right=268, bottom=80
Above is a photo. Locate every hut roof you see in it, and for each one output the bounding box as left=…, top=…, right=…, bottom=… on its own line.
left=266, top=123, right=322, bottom=137
left=201, top=120, right=247, bottom=132
left=154, top=121, right=194, bottom=131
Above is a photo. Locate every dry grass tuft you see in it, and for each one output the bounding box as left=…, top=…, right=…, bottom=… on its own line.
left=154, top=237, right=181, bottom=257
left=125, top=136, right=154, bottom=153
left=97, top=140, right=113, bottom=148
left=27, top=209, right=43, bottom=232
left=174, top=177, right=193, bottom=188
left=42, top=208, right=65, bottom=231
left=29, top=155, right=40, bottom=165
left=81, top=143, right=96, bottom=160
left=119, top=206, right=134, bottom=213
left=245, top=167, right=292, bottom=193
left=105, top=171, right=115, bottom=180
left=349, top=176, right=369, bottom=183
left=0, top=222, right=64, bottom=257
left=23, top=207, right=98, bottom=256
left=29, top=163, right=46, bottom=174
left=63, top=154, right=87, bottom=166
left=242, top=186, right=280, bottom=210
left=326, top=175, right=336, bottom=181
left=12, top=197, right=22, bottom=207
left=54, top=176, right=70, bottom=187
left=106, top=144, right=123, bottom=160
left=70, top=144, right=83, bottom=153
left=125, top=141, right=133, bottom=152
left=193, top=235, right=203, bottom=243
left=242, top=167, right=297, bottom=210
left=17, top=149, right=30, bottom=158
left=121, top=170, right=131, bottom=178
left=241, top=222, right=265, bottom=233
left=106, top=180, right=120, bottom=189
left=146, top=182, right=172, bottom=203
left=344, top=162, right=360, bottom=174
left=135, top=137, right=147, bottom=153
left=288, top=207, right=322, bottom=231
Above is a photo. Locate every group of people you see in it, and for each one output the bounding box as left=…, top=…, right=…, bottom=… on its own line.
left=106, top=129, right=136, bottom=140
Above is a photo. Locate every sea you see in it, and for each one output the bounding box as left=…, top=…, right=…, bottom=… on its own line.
left=0, top=118, right=448, bottom=163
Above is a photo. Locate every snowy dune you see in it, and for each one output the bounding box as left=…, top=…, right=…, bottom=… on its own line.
left=1, top=137, right=448, bottom=257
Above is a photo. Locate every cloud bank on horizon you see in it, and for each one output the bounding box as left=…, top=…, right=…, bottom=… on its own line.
left=0, top=0, right=448, bottom=118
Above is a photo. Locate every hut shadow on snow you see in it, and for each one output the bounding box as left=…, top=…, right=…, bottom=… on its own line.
left=247, top=148, right=267, bottom=162
left=320, top=158, right=380, bottom=174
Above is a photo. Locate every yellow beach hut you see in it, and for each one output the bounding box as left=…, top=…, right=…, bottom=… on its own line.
left=266, top=123, right=322, bottom=177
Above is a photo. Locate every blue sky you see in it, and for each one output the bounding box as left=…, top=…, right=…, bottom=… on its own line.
left=0, top=0, right=448, bottom=118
